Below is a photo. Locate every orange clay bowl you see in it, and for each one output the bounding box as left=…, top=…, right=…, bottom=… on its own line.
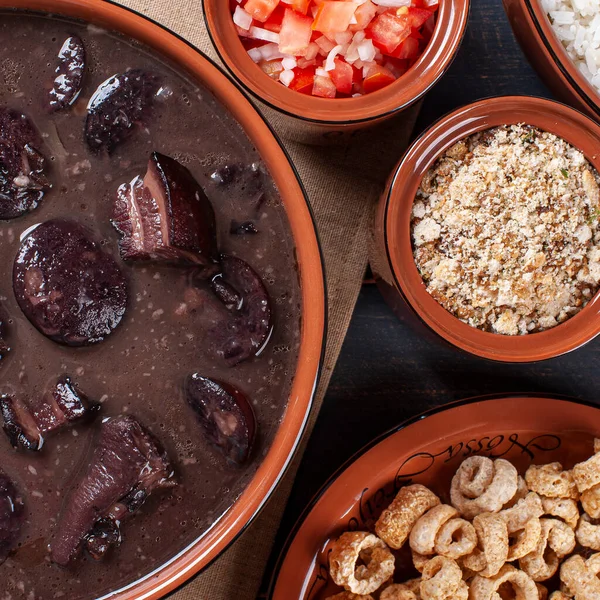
left=269, top=394, right=600, bottom=599
left=503, top=0, right=600, bottom=122
left=0, top=0, right=326, bottom=598
left=202, top=0, right=469, bottom=138
left=370, top=95, right=600, bottom=363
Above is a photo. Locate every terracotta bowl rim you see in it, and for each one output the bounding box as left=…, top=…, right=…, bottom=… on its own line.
left=0, top=2, right=327, bottom=598
left=267, top=392, right=598, bottom=599
left=201, top=0, right=470, bottom=125
left=382, top=94, right=600, bottom=362
left=523, top=0, right=600, bottom=118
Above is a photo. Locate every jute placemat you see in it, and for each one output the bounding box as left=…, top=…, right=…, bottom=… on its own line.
left=114, top=1, right=420, bottom=596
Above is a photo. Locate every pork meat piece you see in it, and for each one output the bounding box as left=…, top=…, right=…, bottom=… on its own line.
left=113, top=152, right=218, bottom=268
left=0, top=376, right=99, bottom=451
left=50, top=415, right=175, bottom=566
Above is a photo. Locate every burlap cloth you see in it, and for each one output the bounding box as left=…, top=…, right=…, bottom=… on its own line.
left=113, top=1, right=421, bottom=596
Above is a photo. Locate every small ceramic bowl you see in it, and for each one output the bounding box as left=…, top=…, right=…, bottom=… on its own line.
left=370, top=95, right=600, bottom=362
left=0, top=1, right=325, bottom=598
left=269, top=394, right=600, bottom=599
left=202, top=0, right=469, bottom=143
left=503, top=0, right=600, bottom=122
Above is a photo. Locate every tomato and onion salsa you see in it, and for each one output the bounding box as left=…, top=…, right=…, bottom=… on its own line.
left=230, top=0, right=439, bottom=98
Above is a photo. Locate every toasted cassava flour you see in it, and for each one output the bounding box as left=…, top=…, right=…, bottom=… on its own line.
left=411, top=125, right=600, bottom=335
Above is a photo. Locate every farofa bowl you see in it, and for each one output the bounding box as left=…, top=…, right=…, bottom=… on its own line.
left=269, top=394, right=600, bottom=599
left=502, top=0, right=600, bottom=122
left=370, top=95, right=600, bottom=362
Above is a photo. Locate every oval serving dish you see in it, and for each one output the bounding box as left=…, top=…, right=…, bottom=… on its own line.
left=0, top=1, right=325, bottom=598
left=370, top=95, right=600, bottom=362
left=270, top=394, right=600, bottom=599
left=202, top=0, right=470, bottom=143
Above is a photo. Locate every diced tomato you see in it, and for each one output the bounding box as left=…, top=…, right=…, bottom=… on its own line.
left=349, top=0, right=377, bottom=31
left=312, top=1, right=358, bottom=33
left=263, top=4, right=286, bottom=32
left=367, top=12, right=411, bottom=55
left=290, top=0, right=311, bottom=15
left=244, top=0, right=280, bottom=23
left=422, top=0, right=439, bottom=8
left=363, top=64, right=396, bottom=94
left=329, top=58, right=353, bottom=94
left=279, top=8, right=313, bottom=55
left=422, top=14, right=436, bottom=40
left=290, top=66, right=316, bottom=94
left=405, top=7, right=434, bottom=28
left=312, top=74, right=337, bottom=97
left=394, top=35, right=420, bottom=59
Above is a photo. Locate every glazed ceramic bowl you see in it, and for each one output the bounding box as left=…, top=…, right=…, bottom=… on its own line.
left=503, top=0, right=600, bottom=122
left=0, top=1, right=325, bottom=598
left=370, top=95, right=600, bottom=362
left=202, top=0, right=469, bottom=143
left=270, top=394, right=600, bottom=599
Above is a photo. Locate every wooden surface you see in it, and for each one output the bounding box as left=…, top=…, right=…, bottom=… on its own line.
left=261, top=0, right=599, bottom=594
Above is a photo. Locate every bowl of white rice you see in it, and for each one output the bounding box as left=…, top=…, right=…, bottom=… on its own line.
left=503, top=0, right=600, bottom=121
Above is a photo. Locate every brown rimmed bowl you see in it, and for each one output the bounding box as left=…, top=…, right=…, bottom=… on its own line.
left=0, top=0, right=326, bottom=598
left=370, top=95, right=600, bottom=362
left=202, top=0, right=469, bottom=143
left=503, top=0, right=600, bottom=122
left=269, top=394, right=600, bottom=599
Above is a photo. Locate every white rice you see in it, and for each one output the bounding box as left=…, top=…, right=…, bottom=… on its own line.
left=541, top=0, right=600, bottom=94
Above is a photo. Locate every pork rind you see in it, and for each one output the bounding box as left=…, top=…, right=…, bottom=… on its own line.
left=450, top=457, right=518, bottom=519
left=375, top=485, right=440, bottom=550
left=499, top=492, right=544, bottom=531
left=582, top=484, right=600, bottom=519
left=572, top=451, right=600, bottom=493
left=560, top=553, right=600, bottom=597
left=541, top=497, right=580, bottom=529
left=409, top=504, right=457, bottom=555
left=471, top=512, right=509, bottom=577
left=503, top=476, right=529, bottom=509
left=329, top=532, right=395, bottom=595
left=548, top=593, right=572, bottom=600
left=433, top=517, right=477, bottom=559
left=326, top=594, right=375, bottom=600
left=506, top=517, right=542, bottom=561
left=519, top=518, right=575, bottom=581
left=469, top=564, right=539, bottom=600
left=412, top=550, right=429, bottom=573
left=536, top=583, right=549, bottom=600
left=524, top=463, right=579, bottom=500
left=379, top=583, right=420, bottom=600
left=419, top=556, right=467, bottom=600
left=575, top=513, right=600, bottom=550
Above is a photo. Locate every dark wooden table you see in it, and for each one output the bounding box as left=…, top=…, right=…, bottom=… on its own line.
left=262, top=0, right=600, bottom=593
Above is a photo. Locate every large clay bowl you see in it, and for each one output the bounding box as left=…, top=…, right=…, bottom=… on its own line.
left=0, top=1, right=326, bottom=598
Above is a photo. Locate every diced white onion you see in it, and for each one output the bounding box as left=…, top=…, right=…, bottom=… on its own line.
left=259, top=42, right=284, bottom=60
left=334, top=31, right=353, bottom=45
left=315, top=67, right=330, bottom=77
left=357, top=39, right=376, bottom=62
left=279, top=69, right=295, bottom=87
left=233, top=6, right=253, bottom=30
left=362, top=61, right=376, bottom=78
left=247, top=47, right=263, bottom=62
left=305, top=42, right=320, bottom=61
left=349, top=15, right=358, bottom=24
left=297, top=58, right=317, bottom=68
left=315, top=35, right=336, bottom=53
left=249, top=26, right=280, bottom=43
left=324, top=44, right=343, bottom=71
left=282, top=57, right=297, bottom=70
left=372, top=0, right=411, bottom=5
left=353, top=30, right=366, bottom=43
